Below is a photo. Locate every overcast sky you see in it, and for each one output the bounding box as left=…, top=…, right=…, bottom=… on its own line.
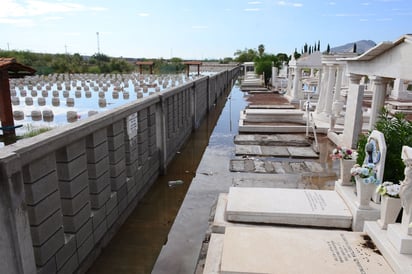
left=0, top=0, right=411, bottom=59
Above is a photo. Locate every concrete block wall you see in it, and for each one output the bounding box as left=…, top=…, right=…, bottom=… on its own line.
left=0, top=67, right=241, bottom=274
left=194, top=77, right=209, bottom=128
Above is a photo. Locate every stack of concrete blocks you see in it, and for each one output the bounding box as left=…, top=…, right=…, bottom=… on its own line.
left=146, top=106, right=159, bottom=182
left=56, top=140, right=93, bottom=273
left=23, top=154, right=66, bottom=273
left=107, top=121, right=126, bottom=227
left=125, top=116, right=140, bottom=206
left=86, top=128, right=111, bottom=255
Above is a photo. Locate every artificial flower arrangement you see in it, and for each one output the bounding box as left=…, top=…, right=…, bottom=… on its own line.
left=330, top=146, right=353, bottom=160
left=350, top=163, right=379, bottom=184
left=376, top=181, right=401, bottom=198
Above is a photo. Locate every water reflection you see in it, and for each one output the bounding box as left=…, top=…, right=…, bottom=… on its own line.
left=87, top=81, right=234, bottom=274
left=86, top=83, right=339, bottom=273
left=7, top=73, right=208, bottom=140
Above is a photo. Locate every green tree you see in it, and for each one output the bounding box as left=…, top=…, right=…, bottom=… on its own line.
left=234, top=48, right=258, bottom=63
left=254, top=54, right=281, bottom=86
left=293, top=49, right=301, bottom=60
left=258, top=44, right=265, bottom=57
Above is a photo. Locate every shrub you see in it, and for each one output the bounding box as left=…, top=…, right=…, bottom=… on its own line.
left=356, top=108, right=412, bottom=182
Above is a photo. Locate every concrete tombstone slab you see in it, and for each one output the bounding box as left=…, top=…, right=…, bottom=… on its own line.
left=226, top=187, right=352, bottom=228
left=220, top=226, right=394, bottom=274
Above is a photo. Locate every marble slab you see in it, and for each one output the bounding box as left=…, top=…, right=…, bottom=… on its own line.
left=226, top=187, right=352, bottom=228
left=234, top=134, right=309, bottom=146
left=220, top=226, right=394, bottom=274
left=203, top=233, right=224, bottom=274
left=248, top=104, right=295, bottom=109
left=243, top=110, right=304, bottom=123
left=365, top=221, right=412, bottom=274
left=238, top=117, right=309, bottom=134
left=235, top=145, right=317, bottom=158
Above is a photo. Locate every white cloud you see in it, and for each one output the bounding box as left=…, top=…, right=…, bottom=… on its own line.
left=0, top=17, right=34, bottom=27
left=276, top=1, right=303, bottom=7
left=138, top=12, right=150, bottom=17
left=42, top=16, right=64, bottom=21
left=0, top=0, right=106, bottom=26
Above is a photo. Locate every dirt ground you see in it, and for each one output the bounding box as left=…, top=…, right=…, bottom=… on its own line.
left=245, top=92, right=294, bottom=106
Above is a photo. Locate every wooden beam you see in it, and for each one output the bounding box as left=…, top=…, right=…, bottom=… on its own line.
left=0, top=70, right=15, bottom=135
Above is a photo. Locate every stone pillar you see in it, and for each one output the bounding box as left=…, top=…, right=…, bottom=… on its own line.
left=391, top=78, right=406, bottom=100
left=369, top=76, right=388, bottom=130
left=331, top=66, right=344, bottom=117
left=342, top=73, right=364, bottom=149
left=333, top=66, right=343, bottom=102
left=291, top=68, right=301, bottom=101
left=272, top=67, right=278, bottom=89
left=286, top=67, right=293, bottom=96
left=323, top=65, right=337, bottom=116
left=316, top=65, right=328, bottom=114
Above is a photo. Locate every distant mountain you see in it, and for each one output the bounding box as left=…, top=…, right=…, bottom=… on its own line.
left=330, top=40, right=376, bottom=54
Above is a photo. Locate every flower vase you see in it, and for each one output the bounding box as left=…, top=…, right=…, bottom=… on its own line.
left=339, top=159, right=355, bottom=186
left=355, top=176, right=376, bottom=210
left=378, top=196, right=402, bottom=229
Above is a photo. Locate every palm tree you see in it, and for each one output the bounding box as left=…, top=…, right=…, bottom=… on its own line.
left=258, top=44, right=265, bottom=57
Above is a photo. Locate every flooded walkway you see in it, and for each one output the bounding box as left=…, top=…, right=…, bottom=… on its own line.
left=88, top=82, right=338, bottom=273
left=152, top=88, right=339, bottom=273
left=87, top=82, right=242, bottom=273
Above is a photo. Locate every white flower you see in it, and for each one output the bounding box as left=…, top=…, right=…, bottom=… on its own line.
left=386, top=184, right=401, bottom=196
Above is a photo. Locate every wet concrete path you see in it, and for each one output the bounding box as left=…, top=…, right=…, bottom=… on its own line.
left=87, top=83, right=243, bottom=273
left=88, top=83, right=339, bottom=273
left=152, top=88, right=339, bottom=273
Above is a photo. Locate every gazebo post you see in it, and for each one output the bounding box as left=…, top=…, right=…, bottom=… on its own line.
left=0, top=58, right=36, bottom=142
left=136, top=61, right=154, bottom=75
left=0, top=70, right=15, bottom=136
left=183, top=61, right=203, bottom=77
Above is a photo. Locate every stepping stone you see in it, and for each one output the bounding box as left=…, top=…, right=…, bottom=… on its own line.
left=235, top=145, right=318, bottom=158
left=229, top=158, right=324, bottom=174
left=248, top=104, right=295, bottom=109
left=234, top=134, right=310, bottom=146
left=287, top=146, right=319, bottom=158
left=244, top=109, right=305, bottom=123
left=226, top=187, right=352, bottom=228
left=238, top=119, right=309, bottom=133
left=218, top=226, right=394, bottom=274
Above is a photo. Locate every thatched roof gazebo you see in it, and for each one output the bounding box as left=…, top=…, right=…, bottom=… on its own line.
left=0, top=58, right=36, bottom=136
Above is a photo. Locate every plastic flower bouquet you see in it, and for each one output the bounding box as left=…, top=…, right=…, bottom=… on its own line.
left=330, top=146, right=353, bottom=160
left=350, top=163, right=379, bottom=184
left=376, top=181, right=401, bottom=198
